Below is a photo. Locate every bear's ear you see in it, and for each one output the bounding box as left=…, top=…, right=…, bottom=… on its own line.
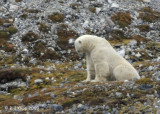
left=79, top=41, right=82, bottom=44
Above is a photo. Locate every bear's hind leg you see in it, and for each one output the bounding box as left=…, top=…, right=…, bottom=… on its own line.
left=113, top=64, right=140, bottom=81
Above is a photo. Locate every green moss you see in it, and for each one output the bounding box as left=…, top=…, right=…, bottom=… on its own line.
left=57, top=24, right=79, bottom=49
left=27, top=9, right=41, bottom=13
left=41, top=49, right=61, bottom=60
left=62, top=98, right=80, bottom=108
left=22, top=95, right=52, bottom=105
left=130, top=35, right=149, bottom=44
left=48, top=12, right=65, bottom=23
left=136, top=25, right=150, bottom=32
left=135, top=78, right=153, bottom=84
left=89, top=6, right=96, bottom=13
left=58, top=0, right=64, bottom=4
left=146, top=41, right=160, bottom=51
left=32, top=40, right=61, bottom=60
left=32, top=41, right=46, bottom=56
left=15, top=0, right=22, bottom=2
left=0, top=99, right=20, bottom=107
left=20, top=13, right=27, bottom=19
left=0, top=19, right=4, bottom=26
left=39, top=23, right=49, bottom=33
left=8, top=26, right=18, bottom=35
left=22, top=31, right=40, bottom=43
left=69, top=72, right=86, bottom=82
left=135, top=49, right=151, bottom=60
left=0, top=68, right=30, bottom=82
left=2, top=42, right=15, bottom=52
left=0, top=30, right=10, bottom=39
left=110, top=29, right=126, bottom=41
left=111, top=12, right=132, bottom=28
left=139, top=7, right=160, bottom=22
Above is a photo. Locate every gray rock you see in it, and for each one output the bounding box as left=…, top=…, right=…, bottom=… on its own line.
left=50, top=104, right=63, bottom=112
left=38, top=103, right=47, bottom=109
left=135, top=52, right=141, bottom=58
left=41, top=88, right=47, bottom=92
left=143, top=0, right=151, bottom=3
left=106, top=16, right=115, bottom=28
left=22, top=49, right=29, bottom=54
left=115, top=92, right=122, bottom=97
left=50, top=93, right=55, bottom=99
left=111, top=3, right=119, bottom=8
left=34, top=79, right=43, bottom=84
left=129, top=40, right=137, bottom=46
left=156, top=75, right=160, bottom=81
left=3, top=23, right=11, bottom=27
left=13, top=95, right=18, bottom=99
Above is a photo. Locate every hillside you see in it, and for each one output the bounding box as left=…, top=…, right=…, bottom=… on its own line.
left=0, top=0, right=160, bottom=113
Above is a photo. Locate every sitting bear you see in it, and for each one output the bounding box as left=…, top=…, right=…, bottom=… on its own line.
left=74, top=35, right=140, bottom=82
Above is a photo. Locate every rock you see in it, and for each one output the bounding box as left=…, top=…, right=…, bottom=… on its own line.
left=0, top=91, right=9, bottom=95
left=115, top=92, right=122, bottom=97
left=3, top=23, right=11, bottom=27
left=106, top=16, right=115, bottom=28
left=135, top=52, right=141, bottom=58
left=114, top=44, right=121, bottom=48
left=129, top=40, right=137, bottom=46
left=50, top=93, right=55, bottom=99
left=148, top=66, right=154, bottom=71
left=13, top=95, right=18, bottom=99
left=108, top=0, right=112, bottom=4
left=138, top=84, right=153, bottom=90
left=29, top=58, right=37, bottom=65
left=45, top=77, right=50, bottom=81
left=41, top=88, right=47, bottom=92
left=111, top=3, right=119, bottom=8
left=77, top=104, right=88, bottom=111
left=32, top=92, right=39, bottom=97
left=9, top=5, right=19, bottom=12
left=96, top=8, right=101, bottom=14
left=82, top=20, right=89, bottom=28
left=118, top=49, right=125, bottom=57
left=143, top=0, right=151, bottom=3
left=68, top=38, right=75, bottom=44
left=50, top=104, right=63, bottom=112
left=34, top=79, right=43, bottom=85
left=156, top=75, right=160, bottom=81
left=22, top=49, right=29, bottom=54
left=3, top=0, right=7, bottom=2
left=74, top=62, right=82, bottom=69
left=38, top=103, right=47, bottom=109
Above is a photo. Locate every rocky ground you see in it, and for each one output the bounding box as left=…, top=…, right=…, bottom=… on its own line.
left=0, top=0, right=160, bottom=113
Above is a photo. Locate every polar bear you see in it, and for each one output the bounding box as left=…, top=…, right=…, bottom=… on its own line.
left=74, top=35, right=140, bottom=82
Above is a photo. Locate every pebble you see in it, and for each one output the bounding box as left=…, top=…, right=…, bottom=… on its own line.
left=50, top=104, right=63, bottom=112
left=135, top=52, right=141, bottom=58
left=143, top=0, right=151, bottom=3
left=50, top=93, right=55, bottom=99
left=111, top=3, right=119, bottom=8
left=138, top=84, right=153, bottom=90
left=129, top=40, right=137, bottom=46
left=9, top=4, right=19, bottom=11
left=34, top=79, right=43, bottom=84
left=22, top=49, right=29, bottom=54
left=115, top=92, right=122, bottom=97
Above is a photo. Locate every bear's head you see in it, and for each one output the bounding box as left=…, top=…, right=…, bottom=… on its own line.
left=74, top=38, right=85, bottom=58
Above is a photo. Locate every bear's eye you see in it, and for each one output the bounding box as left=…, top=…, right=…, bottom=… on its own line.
left=79, top=41, right=81, bottom=44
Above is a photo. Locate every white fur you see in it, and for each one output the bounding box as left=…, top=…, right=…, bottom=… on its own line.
left=74, top=35, right=140, bottom=82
